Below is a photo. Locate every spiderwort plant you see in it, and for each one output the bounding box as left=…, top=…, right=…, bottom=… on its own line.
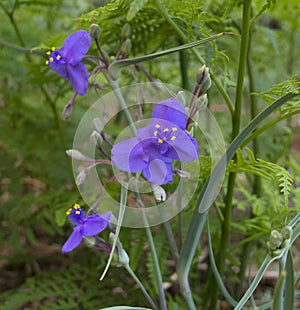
left=46, top=30, right=91, bottom=96
left=111, top=98, right=199, bottom=185
left=62, top=204, right=112, bottom=253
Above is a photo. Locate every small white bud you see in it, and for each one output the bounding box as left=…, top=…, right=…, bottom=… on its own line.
left=176, top=91, right=186, bottom=105
left=152, top=184, right=167, bottom=202
left=118, top=247, right=130, bottom=265
left=76, top=169, right=88, bottom=186
left=66, top=149, right=91, bottom=161
left=175, top=170, right=191, bottom=179
left=195, top=94, right=208, bottom=110
left=90, top=130, right=103, bottom=146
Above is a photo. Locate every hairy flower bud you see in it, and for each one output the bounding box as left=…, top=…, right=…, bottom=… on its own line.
left=66, top=149, right=90, bottom=161
left=121, top=23, right=131, bottom=39
left=76, top=169, right=88, bottom=186
left=90, top=130, right=103, bottom=146
left=174, top=170, right=191, bottom=179
left=176, top=91, right=186, bottom=105
left=89, top=24, right=101, bottom=39
left=267, top=230, right=283, bottom=250
left=120, top=38, right=132, bottom=57
left=196, top=65, right=211, bottom=96
left=151, top=184, right=167, bottom=202
left=195, top=94, right=208, bottom=110
left=281, top=226, right=292, bottom=240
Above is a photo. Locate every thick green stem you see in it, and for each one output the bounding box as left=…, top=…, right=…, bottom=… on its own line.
left=209, top=1, right=252, bottom=308
left=154, top=0, right=234, bottom=115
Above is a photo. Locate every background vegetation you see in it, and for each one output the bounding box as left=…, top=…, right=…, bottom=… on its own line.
left=0, top=0, right=300, bottom=309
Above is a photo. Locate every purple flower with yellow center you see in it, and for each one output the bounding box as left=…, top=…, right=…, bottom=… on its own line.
left=111, top=98, right=199, bottom=185
left=46, top=30, right=91, bottom=96
left=62, top=204, right=112, bottom=253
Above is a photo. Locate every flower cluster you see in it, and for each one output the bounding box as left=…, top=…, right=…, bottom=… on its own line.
left=46, top=30, right=91, bottom=96
left=111, top=98, right=199, bottom=185
left=62, top=204, right=111, bottom=253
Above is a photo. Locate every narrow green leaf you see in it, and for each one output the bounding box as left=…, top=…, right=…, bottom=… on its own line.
left=109, top=32, right=234, bottom=79
left=272, top=270, right=286, bottom=310
left=99, top=185, right=127, bottom=281
left=284, top=250, right=295, bottom=310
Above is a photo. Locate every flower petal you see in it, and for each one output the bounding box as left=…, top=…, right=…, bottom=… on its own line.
left=81, top=212, right=112, bottom=236
left=164, top=131, right=199, bottom=161
left=48, top=61, right=68, bottom=79
left=112, top=137, right=148, bottom=172
left=152, top=98, right=187, bottom=129
left=60, top=30, right=91, bottom=64
left=66, top=62, right=89, bottom=95
left=142, top=157, right=173, bottom=185
left=62, top=226, right=83, bottom=253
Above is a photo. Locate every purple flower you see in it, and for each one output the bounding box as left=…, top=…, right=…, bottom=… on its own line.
left=62, top=204, right=111, bottom=253
left=46, top=30, right=91, bottom=96
left=111, top=98, right=199, bottom=185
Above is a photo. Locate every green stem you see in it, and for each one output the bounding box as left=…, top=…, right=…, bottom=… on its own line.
left=154, top=0, right=234, bottom=115
left=210, top=2, right=252, bottom=307
left=179, top=49, right=190, bottom=90
left=108, top=78, right=136, bottom=136
left=177, top=212, right=207, bottom=310
left=124, top=264, right=159, bottom=310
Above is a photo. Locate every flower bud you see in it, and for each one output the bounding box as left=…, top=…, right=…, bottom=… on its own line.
left=176, top=91, right=186, bottom=105
left=174, top=170, right=191, bottom=179
left=76, top=169, right=88, bottom=186
left=196, top=65, right=211, bottom=95
left=66, top=149, right=90, bottom=161
left=121, top=23, right=131, bottom=39
left=267, top=230, right=283, bottom=250
left=120, top=38, right=132, bottom=56
left=151, top=184, right=166, bottom=202
left=90, top=130, right=103, bottom=147
left=89, top=24, right=101, bottom=39
left=118, top=247, right=130, bottom=265
left=195, top=94, right=208, bottom=110
left=281, top=226, right=292, bottom=240
left=93, top=118, right=104, bottom=133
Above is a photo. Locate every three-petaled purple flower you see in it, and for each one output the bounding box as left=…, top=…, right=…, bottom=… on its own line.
left=62, top=204, right=111, bottom=253
left=46, top=30, right=91, bottom=96
left=111, top=98, right=199, bottom=185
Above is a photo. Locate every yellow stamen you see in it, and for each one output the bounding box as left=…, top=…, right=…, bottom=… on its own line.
left=75, top=210, right=80, bottom=215
left=155, top=124, right=160, bottom=129
left=46, top=51, right=51, bottom=55
left=163, top=128, right=169, bottom=132
left=158, top=139, right=163, bottom=144
left=49, top=57, right=54, bottom=62
left=66, top=208, right=72, bottom=215
left=56, top=55, right=61, bottom=60
left=45, top=60, right=49, bottom=65
left=171, top=136, right=176, bottom=141
left=153, top=131, right=157, bottom=137
left=51, top=47, right=56, bottom=51
left=172, top=127, right=177, bottom=132
left=73, top=203, right=81, bottom=209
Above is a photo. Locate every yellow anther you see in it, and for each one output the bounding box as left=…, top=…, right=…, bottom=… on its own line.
left=73, top=203, right=81, bottom=209
left=49, top=57, right=54, bottom=62
left=153, top=131, right=157, bottom=137
left=75, top=210, right=80, bottom=215
left=45, top=60, right=49, bottom=65
left=56, top=55, right=61, bottom=60
left=171, top=136, right=176, bottom=141
left=51, top=47, right=56, bottom=51
left=158, top=139, right=163, bottom=144
left=155, top=124, right=160, bottom=129
left=172, top=127, right=177, bottom=132
left=163, top=128, right=169, bottom=132
left=46, top=51, right=51, bottom=55
left=66, top=208, right=72, bottom=215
